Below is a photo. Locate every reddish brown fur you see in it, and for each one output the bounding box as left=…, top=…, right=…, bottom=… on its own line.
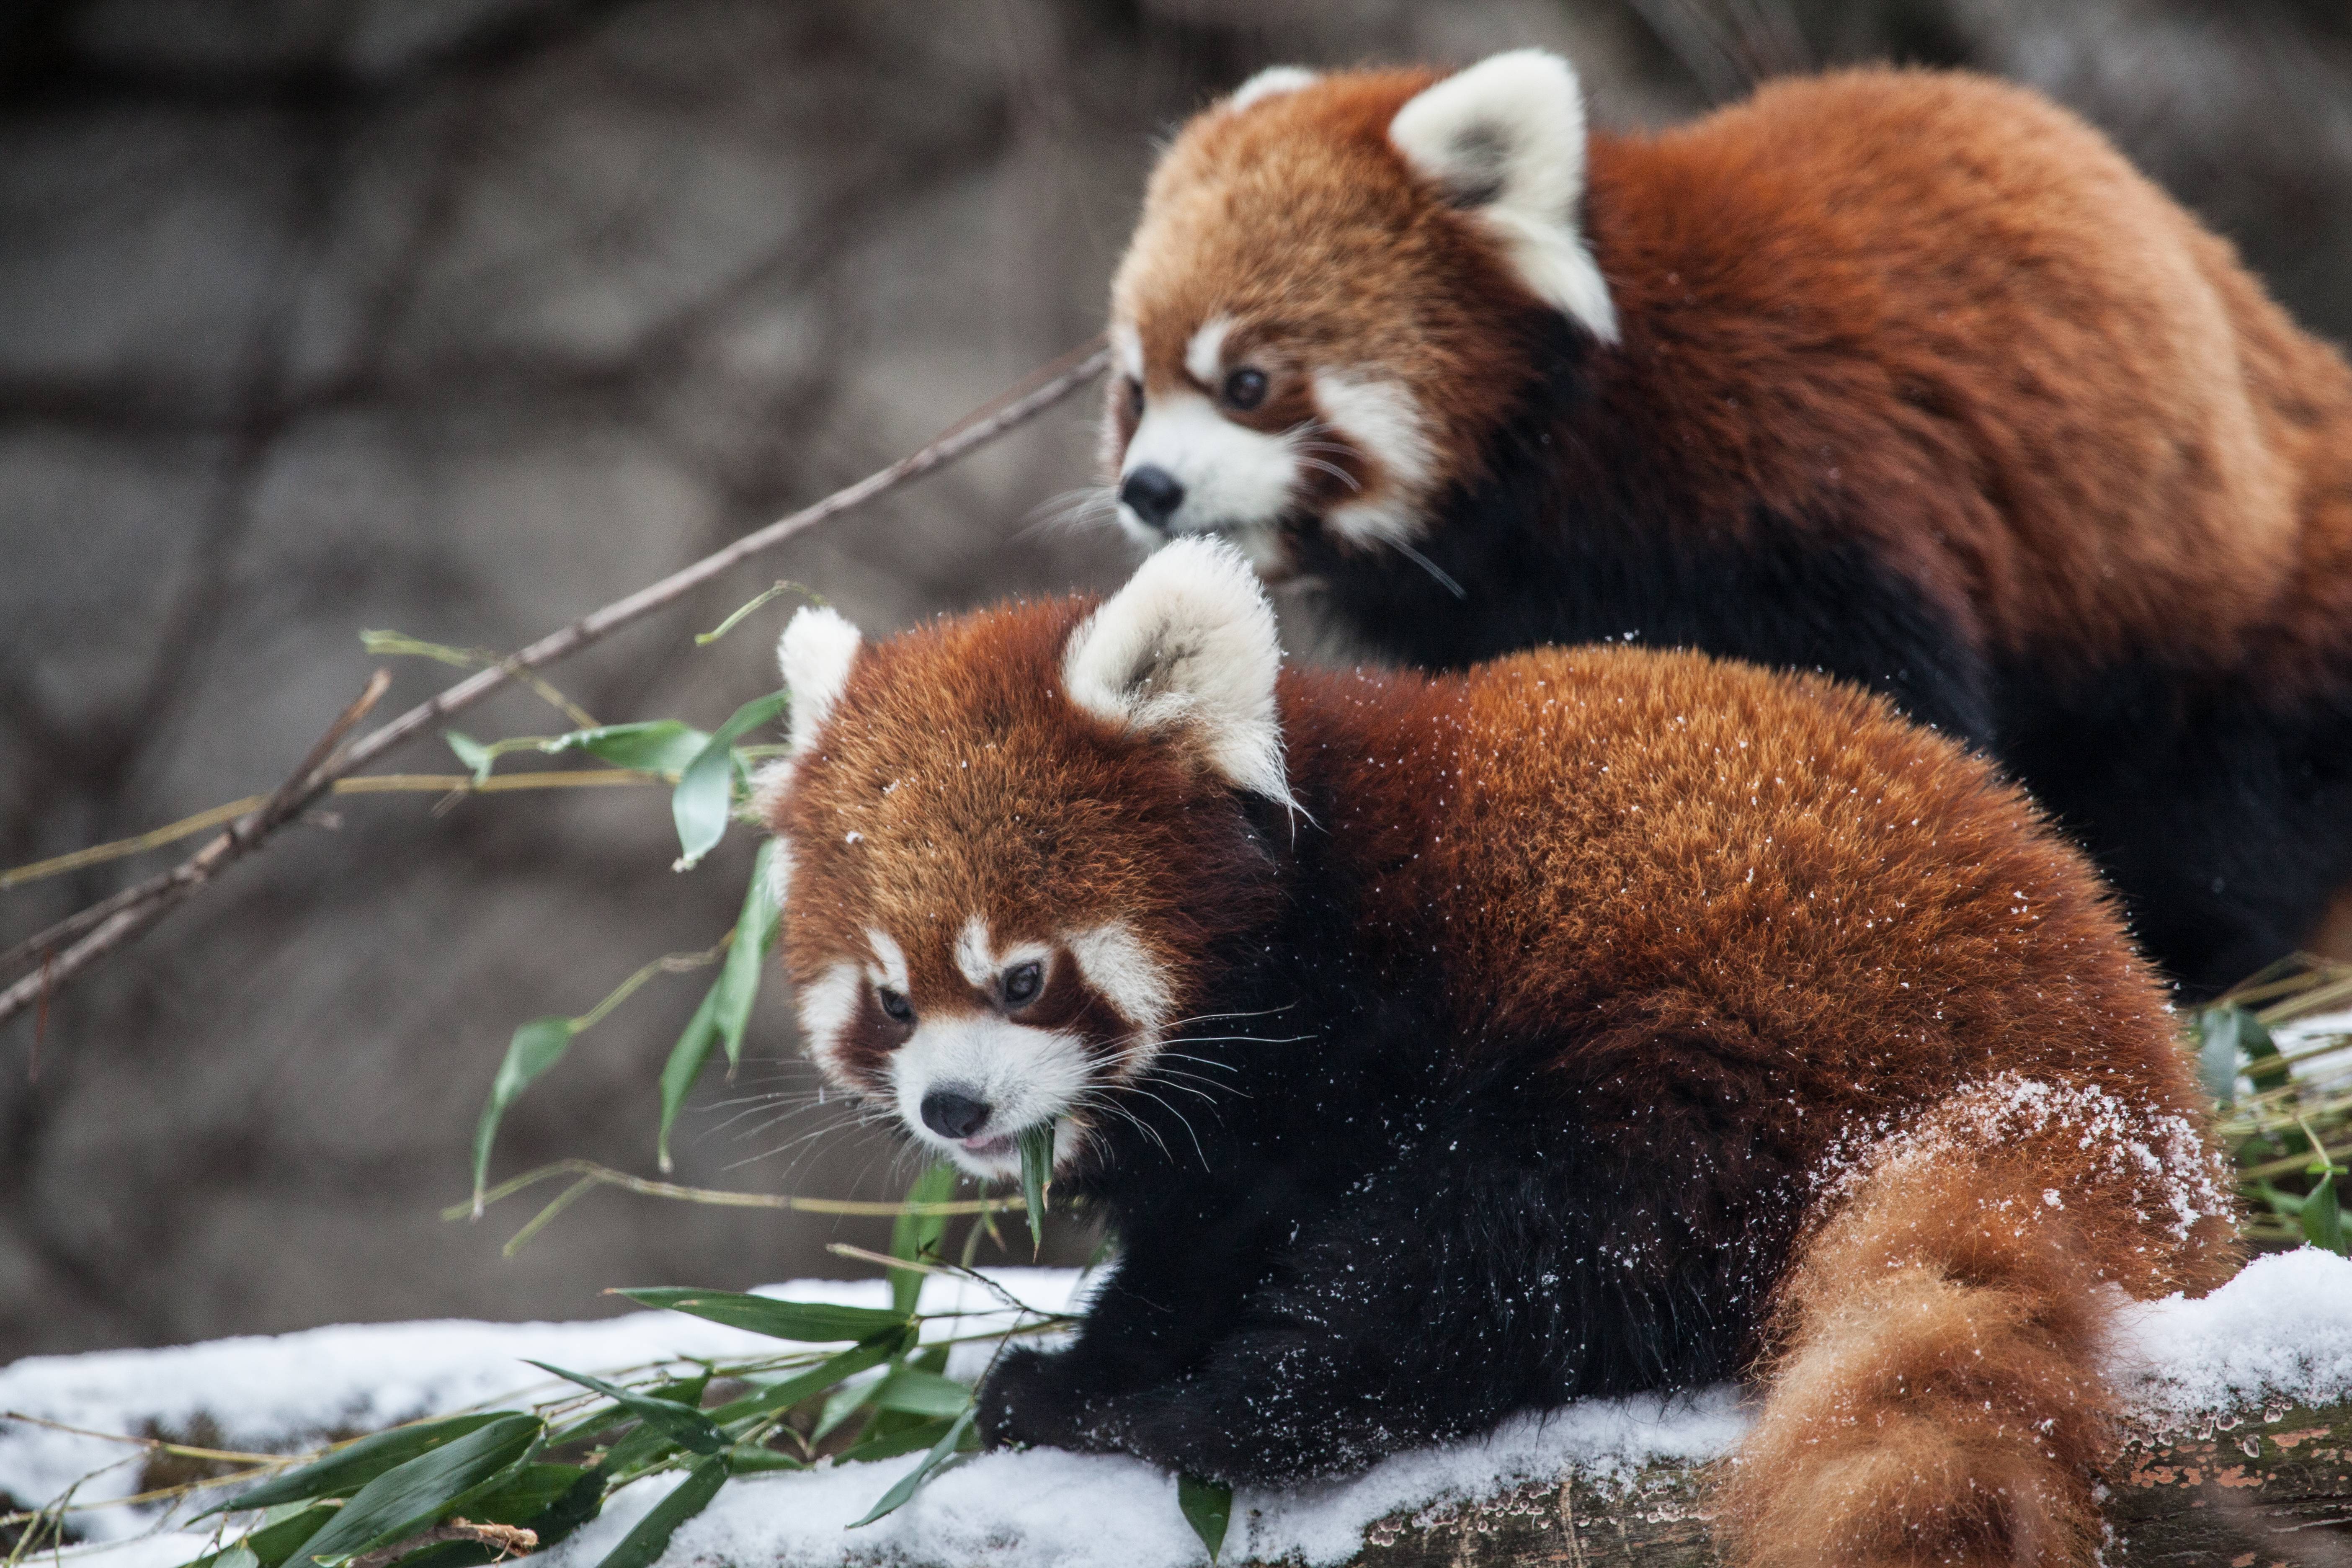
left=769, top=589, right=2236, bottom=1563
left=1116, top=65, right=2352, bottom=684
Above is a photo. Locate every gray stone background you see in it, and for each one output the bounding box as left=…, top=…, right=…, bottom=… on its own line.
left=3, top=0, right=2349, bottom=1360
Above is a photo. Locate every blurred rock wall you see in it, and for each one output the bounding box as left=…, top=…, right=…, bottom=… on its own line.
left=3, top=0, right=2347, bottom=1358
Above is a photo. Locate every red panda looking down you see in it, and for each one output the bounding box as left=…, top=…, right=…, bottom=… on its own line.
left=1100, top=53, right=2352, bottom=999
left=759, top=537, right=2236, bottom=1567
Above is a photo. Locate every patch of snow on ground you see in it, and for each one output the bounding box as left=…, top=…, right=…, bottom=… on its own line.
left=2107, top=1246, right=2352, bottom=1424
left=8, top=1252, right=2351, bottom=1568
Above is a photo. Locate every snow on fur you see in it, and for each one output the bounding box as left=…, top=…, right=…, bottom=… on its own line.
left=8, top=1253, right=2350, bottom=1568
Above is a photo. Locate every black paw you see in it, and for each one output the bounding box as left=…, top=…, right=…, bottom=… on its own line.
left=975, top=1345, right=1102, bottom=1453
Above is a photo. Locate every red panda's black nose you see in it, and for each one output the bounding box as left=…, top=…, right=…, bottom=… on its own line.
left=1119, top=465, right=1186, bottom=531
left=921, top=1088, right=993, bottom=1141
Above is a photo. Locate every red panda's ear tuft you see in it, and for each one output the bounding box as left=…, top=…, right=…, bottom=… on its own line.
left=1388, top=49, right=1617, bottom=344
left=777, top=604, right=863, bottom=756
left=1062, top=537, right=1292, bottom=808
left=1227, top=64, right=1318, bottom=113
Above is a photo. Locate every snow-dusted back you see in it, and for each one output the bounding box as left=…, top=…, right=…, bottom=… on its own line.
left=7, top=1253, right=2349, bottom=1568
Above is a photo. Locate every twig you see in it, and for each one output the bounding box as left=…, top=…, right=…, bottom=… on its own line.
left=446, top=1157, right=1025, bottom=1222
left=0, top=671, right=392, bottom=1029
left=0, top=1412, right=289, bottom=1466
left=0, top=338, right=1108, bottom=1031
left=349, top=1521, right=536, bottom=1568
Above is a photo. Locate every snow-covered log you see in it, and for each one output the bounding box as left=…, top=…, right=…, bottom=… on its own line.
left=5, top=1253, right=2349, bottom=1568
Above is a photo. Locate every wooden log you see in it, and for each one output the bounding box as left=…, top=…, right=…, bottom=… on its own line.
left=1334, top=1402, right=2352, bottom=1567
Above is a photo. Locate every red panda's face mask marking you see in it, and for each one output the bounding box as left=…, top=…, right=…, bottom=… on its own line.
left=1103, top=52, right=1616, bottom=584
left=758, top=540, right=1289, bottom=1179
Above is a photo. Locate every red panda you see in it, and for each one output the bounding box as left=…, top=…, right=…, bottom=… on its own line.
left=759, top=537, right=2236, bottom=1567
left=1098, top=53, right=2352, bottom=1000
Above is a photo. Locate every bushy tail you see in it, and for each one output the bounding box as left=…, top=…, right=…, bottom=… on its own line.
left=1717, top=1148, right=2121, bottom=1568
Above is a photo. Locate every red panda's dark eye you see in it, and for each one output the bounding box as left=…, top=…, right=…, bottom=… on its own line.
left=1222, top=367, right=1268, bottom=411
left=1122, top=377, right=1144, bottom=423
left=1002, top=961, right=1044, bottom=1008
left=877, top=987, right=914, bottom=1024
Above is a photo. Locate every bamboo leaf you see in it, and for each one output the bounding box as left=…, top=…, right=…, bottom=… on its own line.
left=1017, top=1123, right=1054, bottom=1257
left=890, top=1164, right=958, bottom=1317
left=869, top=1368, right=972, bottom=1420
left=585, top=1453, right=730, bottom=1568
left=617, top=1288, right=907, bottom=1343
left=712, top=841, right=784, bottom=1068
left=1178, top=1474, right=1233, bottom=1563
left=541, top=722, right=712, bottom=776
left=2197, top=1007, right=2241, bottom=1109
left=724, top=1444, right=806, bottom=1473
left=831, top=1413, right=952, bottom=1467
left=846, top=1408, right=976, bottom=1528
left=471, top=1018, right=577, bottom=1212
left=708, top=1334, right=910, bottom=1430
left=462, top=1463, right=589, bottom=1526
left=204, top=1417, right=508, bottom=1517
left=283, top=1414, right=541, bottom=1564
left=443, top=731, right=496, bottom=786
left=671, top=691, right=789, bottom=870
left=2304, top=1173, right=2347, bottom=1254
left=523, top=1362, right=727, bottom=1456
left=656, top=985, right=723, bottom=1174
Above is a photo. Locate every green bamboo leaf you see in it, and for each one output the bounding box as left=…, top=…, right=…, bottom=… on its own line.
left=586, top=1453, right=730, bottom=1568
left=540, top=722, right=712, bottom=776
left=869, top=1367, right=972, bottom=1420
left=511, top=1466, right=606, bottom=1548
left=617, top=1288, right=907, bottom=1343
left=846, top=1408, right=976, bottom=1528
left=245, top=1505, right=337, bottom=1568
left=471, top=1018, right=577, bottom=1210
left=724, top=1444, right=807, bottom=1473
left=713, top=841, right=784, bottom=1068
left=709, top=1334, right=910, bottom=1430
left=812, top=1377, right=880, bottom=1445
left=443, top=731, right=495, bottom=785
left=656, top=985, right=723, bottom=1174
left=2235, top=1008, right=2290, bottom=1098
left=203, top=1417, right=508, bottom=1517
left=462, top=1464, right=589, bottom=1525
left=890, top=1164, right=958, bottom=1317
left=284, top=1415, right=542, bottom=1564
left=2196, top=1007, right=2240, bottom=1109
left=1017, top=1123, right=1054, bottom=1257
left=832, top=1413, right=952, bottom=1467
left=1179, top=1473, right=1233, bottom=1563
left=670, top=691, right=790, bottom=870
left=524, top=1362, right=727, bottom=1456
left=226, top=1505, right=338, bottom=1568
left=2304, top=1172, right=2347, bottom=1254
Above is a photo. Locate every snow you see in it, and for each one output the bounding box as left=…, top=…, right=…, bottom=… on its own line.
left=8, top=1252, right=2351, bottom=1568
left=2108, top=1246, right=2352, bottom=1428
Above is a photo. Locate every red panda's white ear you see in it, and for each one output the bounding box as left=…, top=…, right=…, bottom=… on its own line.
left=1063, top=537, right=1292, bottom=807
left=1389, top=49, right=1617, bottom=344
left=1228, top=65, right=1317, bottom=112
left=777, top=605, right=863, bottom=755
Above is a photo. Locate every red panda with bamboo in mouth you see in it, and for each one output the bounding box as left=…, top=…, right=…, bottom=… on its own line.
left=759, top=537, right=2236, bottom=1568
left=1098, top=52, right=2352, bottom=1000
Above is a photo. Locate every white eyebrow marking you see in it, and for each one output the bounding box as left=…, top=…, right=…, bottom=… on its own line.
left=954, top=915, right=995, bottom=989
left=1186, top=317, right=1233, bottom=387
left=865, top=928, right=909, bottom=993
left=796, top=961, right=861, bottom=1073
left=1113, top=321, right=1144, bottom=382
left=1066, top=921, right=1174, bottom=1062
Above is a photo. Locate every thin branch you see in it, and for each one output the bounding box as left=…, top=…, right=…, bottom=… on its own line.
left=0, top=339, right=1109, bottom=1031
left=349, top=1522, right=536, bottom=1568
left=446, top=1157, right=1026, bottom=1222
left=0, top=671, right=392, bottom=1028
